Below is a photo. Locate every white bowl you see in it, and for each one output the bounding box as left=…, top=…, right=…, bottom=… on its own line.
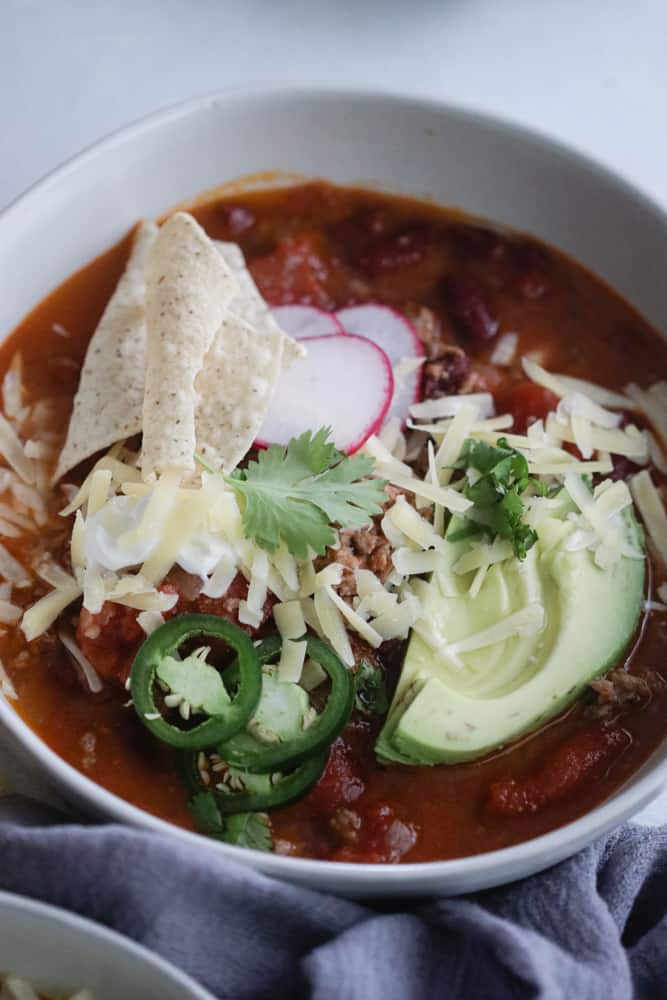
left=0, top=890, right=215, bottom=998
left=0, top=86, right=666, bottom=898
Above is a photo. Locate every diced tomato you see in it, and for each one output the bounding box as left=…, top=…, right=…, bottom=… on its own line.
left=486, top=724, right=631, bottom=816
left=498, top=380, right=559, bottom=433
left=76, top=573, right=274, bottom=687
left=249, top=233, right=343, bottom=309
left=467, top=361, right=506, bottom=396
left=77, top=603, right=144, bottom=684
left=306, top=738, right=365, bottom=814
left=331, top=802, right=417, bottom=864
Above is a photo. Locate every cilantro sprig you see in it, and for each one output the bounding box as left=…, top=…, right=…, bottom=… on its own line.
left=354, top=660, right=389, bottom=716
left=190, top=791, right=272, bottom=852
left=450, top=437, right=541, bottom=560
left=225, top=428, right=387, bottom=559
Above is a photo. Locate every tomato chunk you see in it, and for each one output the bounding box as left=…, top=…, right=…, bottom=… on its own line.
left=486, top=724, right=631, bottom=816
left=331, top=802, right=417, bottom=864
left=77, top=603, right=144, bottom=684
left=249, top=233, right=342, bottom=308
left=306, top=737, right=365, bottom=814
left=499, top=380, right=559, bottom=433
left=76, top=573, right=274, bottom=686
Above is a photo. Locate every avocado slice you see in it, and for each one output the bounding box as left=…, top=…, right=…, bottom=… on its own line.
left=376, top=504, right=644, bottom=765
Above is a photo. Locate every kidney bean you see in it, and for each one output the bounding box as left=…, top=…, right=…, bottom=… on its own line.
left=358, top=225, right=432, bottom=277
left=330, top=208, right=389, bottom=252
left=443, top=274, right=499, bottom=342
left=511, top=240, right=551, bottom=299
left=449, top=222, right=508, bottom=262
left=422, top=346, right=472, bottom=399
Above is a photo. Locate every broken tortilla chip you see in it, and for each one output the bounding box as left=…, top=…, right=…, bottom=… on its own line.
left=141, top=213, right=238, bottom=478
left=216, top=242, right=305, bottom=368
left=196, top=312, right=288, bottom=470
left=53, top=221, right=157, bottom=482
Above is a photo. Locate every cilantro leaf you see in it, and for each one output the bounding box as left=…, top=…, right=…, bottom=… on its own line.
left=226, top=429, right=387, bottom=558
left=354, top=660, right=389, bottom=716
left=453, top=436, right=540, bottom=560
left=156, top=649, right=230, bottom=716
left=189, top=792, right=273, bottom=852
left=223, top=812, right=273, bottom=852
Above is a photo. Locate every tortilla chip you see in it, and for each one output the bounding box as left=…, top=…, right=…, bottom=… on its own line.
left=141, top=213, right=238, bottom=477
left=216, top=241, right=305, bottom=367
left=191, top=242, right=306, bottom=472
left=53, top=221, right=157, bottom=482
left=195, top=313, right=288, bottom=470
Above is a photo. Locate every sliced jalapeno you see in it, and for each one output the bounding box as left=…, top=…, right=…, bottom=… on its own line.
left=130, top=613, right=262, bottom=750
left=185, top=747, right=329, bottom=814
left=219, top=634, right=354, bottom=773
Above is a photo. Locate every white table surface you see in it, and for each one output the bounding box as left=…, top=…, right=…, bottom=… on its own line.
left=1, top=0, right=666, bottom=825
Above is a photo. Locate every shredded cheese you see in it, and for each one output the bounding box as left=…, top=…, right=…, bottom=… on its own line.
left=87, top=468, right=112, bottom=516
left=273, top=600, right=306, bottom=640
left=410, top=392, right=495, bottom=421
left=630, top=470, right=667, bottom=568
left=277, top=638, right=307, bottom=683
left=324, top=584, right=383, bottom=648
left=313, top=587, right=354, bottom=667
left=0, top=543, right=29, bottom=587
left=0, top=413, right=35, bottom=485
left=58, top=629, right=103, bottom=694
left=301, top=657, right=327, bottom=691
left=523, top=356, right=635, bottom=410
left=21, top=572, right=82, bottom=640
left=0, top=656, right=17, bottom=700
left=137, top=610, right=166, bottom=635
left=388, top=496, right=447, bottom=550
left=490, top=331, right=519, bottom=367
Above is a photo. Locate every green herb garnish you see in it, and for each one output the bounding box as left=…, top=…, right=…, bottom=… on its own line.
left=453, top=437, right=540, bottom=560
left=189, top=791, right=272, bottom=852
left=225, top=428, right=387, bottom=559
left=354, top=660, right=389, bottom=716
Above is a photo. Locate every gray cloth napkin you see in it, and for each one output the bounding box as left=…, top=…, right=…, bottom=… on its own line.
left=0, top=798, right=665, bottom=1000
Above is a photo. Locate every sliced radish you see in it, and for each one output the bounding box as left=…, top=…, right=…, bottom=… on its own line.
left=256, top=334, right=394, bottom=454
left=335, top=304, right=424, bottom=424
left=272, top=304, right=344, bottom=339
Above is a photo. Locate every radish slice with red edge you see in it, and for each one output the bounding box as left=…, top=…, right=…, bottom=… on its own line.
left=273, top=304, right=344, bottom=339
left=256, top=333, right=394, bottom=454
left=335, top=304, right=424, bottom=424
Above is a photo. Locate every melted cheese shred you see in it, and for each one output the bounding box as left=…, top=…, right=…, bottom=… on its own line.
left=630, top=470, right=667, bottom=569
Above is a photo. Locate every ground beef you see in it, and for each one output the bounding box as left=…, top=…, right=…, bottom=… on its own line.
left=163, top=572, right=274, bottom=632
left=589, top=667, right=663, bottom=720
left=422, top=345, right=473, bottom=399
left=330, top=526, right=393, bottom=597
left=407, top=305, right=476, bottom=400
left=329, top=806, right=362, bottom=844
left=409, top=305, right=447, bottom=360
left=319, top=486, right=419, bottom=597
